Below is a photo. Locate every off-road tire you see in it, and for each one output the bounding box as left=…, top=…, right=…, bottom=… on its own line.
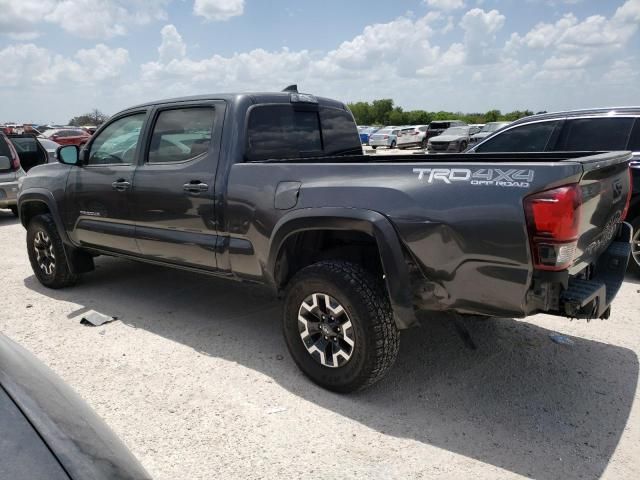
left=283, top=260, right=400, bottom=393
left=27, top=214, right=78, bottom=288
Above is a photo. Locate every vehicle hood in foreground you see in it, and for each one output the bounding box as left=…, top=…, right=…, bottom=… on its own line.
left=0, top=335, right=151, bottom=480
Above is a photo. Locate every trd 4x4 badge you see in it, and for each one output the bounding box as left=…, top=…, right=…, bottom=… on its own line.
left=413, top=168, right=535, bottom=188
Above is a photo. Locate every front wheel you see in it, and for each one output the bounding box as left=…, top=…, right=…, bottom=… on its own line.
left=27, top=214, right=78, bottom=288
left=283, top=260, right=400, bottom=393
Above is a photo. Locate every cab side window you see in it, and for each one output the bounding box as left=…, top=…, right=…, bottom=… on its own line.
left=88, top=114, right=146, bottom=166
left=147, top=108, right=216, bottom=164
left=554, top=117, right=635, bottom=151
left=475, top=121, right=560, bottom=152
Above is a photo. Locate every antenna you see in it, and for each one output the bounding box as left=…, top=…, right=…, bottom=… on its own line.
left=282, top=84, right=298, bottom=93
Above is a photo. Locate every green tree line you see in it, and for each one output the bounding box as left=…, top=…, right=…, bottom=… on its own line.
left=347, top=99, right=539, bottom=126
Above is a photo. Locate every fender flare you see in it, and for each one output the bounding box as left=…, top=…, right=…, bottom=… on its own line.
left=18, top=189, right=81, bottom=273
left=267, top=207, right=415, bottom=329
left=18, top=189, right=71, bottom=243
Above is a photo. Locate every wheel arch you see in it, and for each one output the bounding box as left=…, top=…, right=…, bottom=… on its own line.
left=267, top=207, right=415, bottom=329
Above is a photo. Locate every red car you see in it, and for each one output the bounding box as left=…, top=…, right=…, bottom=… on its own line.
left=42, top=128, right=91, bottom=147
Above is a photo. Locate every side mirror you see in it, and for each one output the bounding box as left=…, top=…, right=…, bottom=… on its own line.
left=57, top=145, right=80, bottom=166
left=0, top=155, right=11, bottom=170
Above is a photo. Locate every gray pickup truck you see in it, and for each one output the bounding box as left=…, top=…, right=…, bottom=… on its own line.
left=17, top=89, right=633, bottom=392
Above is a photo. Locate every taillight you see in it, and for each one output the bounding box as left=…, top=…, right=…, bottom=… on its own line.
left=5, top=137, right=21, bottom=170
left=524, top=184, right=582, bottom=271
left=622, top=167, right=632, bottom=221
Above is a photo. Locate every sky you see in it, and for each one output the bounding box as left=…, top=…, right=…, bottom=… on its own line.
left=0, top=0, right=639, bottom=124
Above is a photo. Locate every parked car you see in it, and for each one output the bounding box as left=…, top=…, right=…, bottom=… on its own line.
left=0, top=132, right=22, bottom=216
left=468, top=107, right=640, bottom=274
left=0, top=334, right=151, bottom=480
left=42, top=128, right=91, bottom=147
left=0, top=133, right=49, bottom=216
left=397, top=125, right=429, bottom=149
left=19, top=90, right=632, bottom=393
left=426, top=120, right=466, bottom=140
left=369, top=126, right=400, bottom=149
left=469, top=121, right=511, bottom=146
left=358, top=126, right=378, bottom=145
left=427, top=125, right=481, bottom=153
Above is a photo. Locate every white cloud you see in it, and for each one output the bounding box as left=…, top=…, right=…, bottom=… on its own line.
left=0, top=43, right=129, bottom=86
left=0, top=0, right=170, bottom=39
left=158, top=24, right=187, bottom=63
left=193, top=0, right=245, bottom=21
left=424, top=0, right=466, bottom=10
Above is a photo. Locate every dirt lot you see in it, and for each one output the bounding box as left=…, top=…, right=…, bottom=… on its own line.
left=1, top=209, right=639, bottom=480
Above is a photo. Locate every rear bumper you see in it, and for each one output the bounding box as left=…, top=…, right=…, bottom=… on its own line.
left=0, top=180, right=19, bottom=207
left=559, top=222, right=632, bottom=319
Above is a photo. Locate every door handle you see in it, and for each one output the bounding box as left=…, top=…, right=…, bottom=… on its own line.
left=183, top=182, right=209, bottom=194
left=111, top=179, right=131, bottom=191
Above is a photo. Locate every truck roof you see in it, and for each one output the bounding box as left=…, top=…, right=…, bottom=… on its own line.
left=122, top=92, right=348, bottom=113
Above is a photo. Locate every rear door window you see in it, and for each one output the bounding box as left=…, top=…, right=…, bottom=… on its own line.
left=554, top=117, right=635, bottom=151
left=147, top=108, right=216, bottom=164
left=246, top=105, right=360, bottom=161
left=475, top=120, right=561, bottom=152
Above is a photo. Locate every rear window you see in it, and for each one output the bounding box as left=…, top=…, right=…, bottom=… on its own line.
left=429, top=122, right=450, bottom=130
left=0, top=135, right=12, bottom=158
left=246, top=104, right=360, bottom=161
left=0, top=135, right=13, bottom=172
left=554, top=117, right=635, bottom=151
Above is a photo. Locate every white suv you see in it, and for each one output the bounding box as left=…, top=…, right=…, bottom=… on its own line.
left=397, top=125, right=429, bottom=149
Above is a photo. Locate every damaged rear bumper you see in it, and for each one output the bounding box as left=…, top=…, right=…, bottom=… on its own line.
left=560, top=222, right=632, bottom=319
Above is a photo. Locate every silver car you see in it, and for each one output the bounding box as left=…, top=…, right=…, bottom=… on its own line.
left=427, top=126, right=481, bottom=153
left=0, top=133, right=22, bottom=216
left=369, top=127, right=400, bottom=149
left=0, top=133, right=48, bottom=216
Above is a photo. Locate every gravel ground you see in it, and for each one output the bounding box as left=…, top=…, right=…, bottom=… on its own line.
left=1, top=209, right=639, bottom=480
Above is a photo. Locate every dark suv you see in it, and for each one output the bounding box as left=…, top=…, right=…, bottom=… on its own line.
left=468, top=107, right=640, bottom=273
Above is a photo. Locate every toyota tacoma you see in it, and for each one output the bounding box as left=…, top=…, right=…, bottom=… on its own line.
left=18, top=89, right=633, bottom=392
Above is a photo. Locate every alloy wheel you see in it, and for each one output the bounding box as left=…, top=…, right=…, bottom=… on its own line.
left=33, top=230, right=56, bottom=276
left=298, top=293, right=355, bottom=368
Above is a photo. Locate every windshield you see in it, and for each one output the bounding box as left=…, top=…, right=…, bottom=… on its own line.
left=441, top=127, right=469, bottom=136
left=375, top=129, right=392, bottom=135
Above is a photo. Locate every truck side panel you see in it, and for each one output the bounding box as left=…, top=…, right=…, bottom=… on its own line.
left=223, top=161, right=583, bottom=318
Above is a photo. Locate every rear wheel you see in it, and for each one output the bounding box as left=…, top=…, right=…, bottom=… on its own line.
left=27, top=214, right=77, bottom=288
left=283, top=260, right=400, bottom=393
left=630, top=217, right=640, bottom=276
left=9, top=206, right=18, bottom=217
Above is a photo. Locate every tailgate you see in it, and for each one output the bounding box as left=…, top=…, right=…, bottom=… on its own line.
left=572, top=151, right=632, bottom=272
